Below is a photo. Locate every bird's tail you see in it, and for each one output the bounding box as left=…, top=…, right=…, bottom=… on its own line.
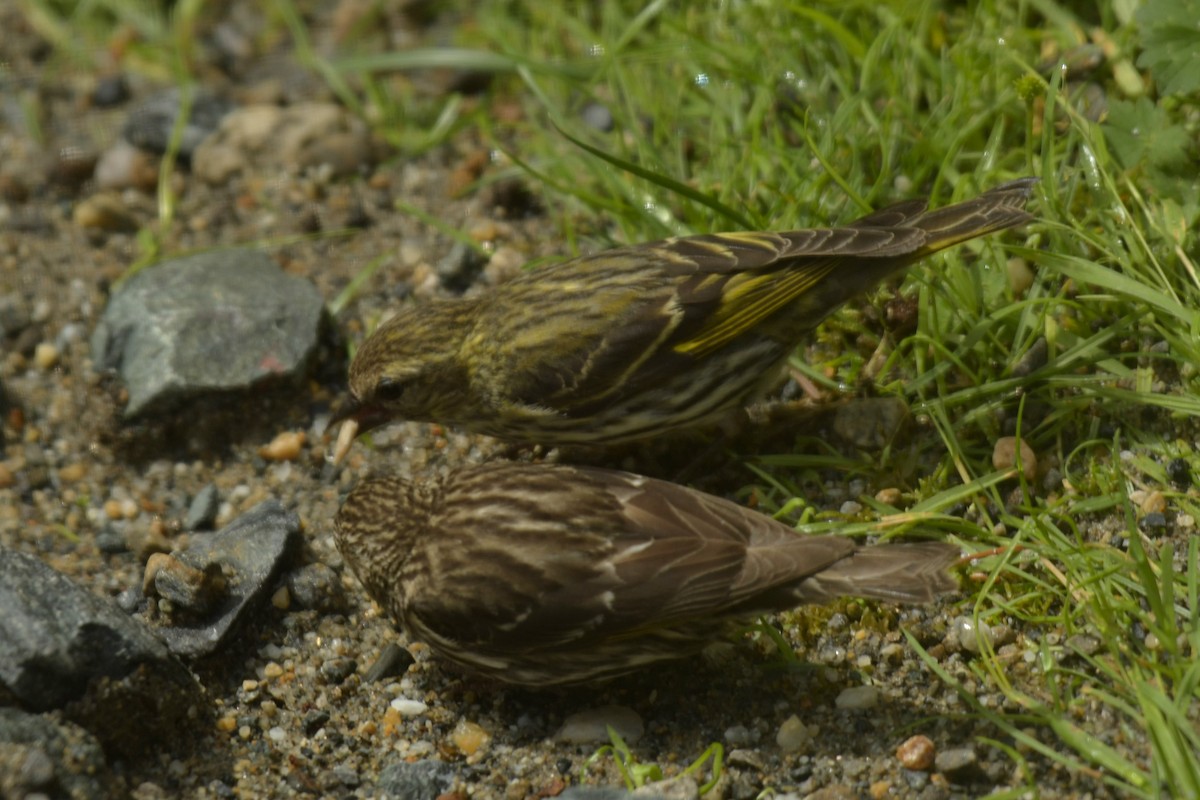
left=907, top=177, right=1038, bottom=256
left=794, top=541, right=961, bottom=604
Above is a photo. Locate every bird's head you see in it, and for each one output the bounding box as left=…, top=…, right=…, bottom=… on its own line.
left=328, top=301, right=476, bottom=464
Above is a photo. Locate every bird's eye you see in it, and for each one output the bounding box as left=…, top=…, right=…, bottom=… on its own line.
left=375, top=378, right=406, bottom=403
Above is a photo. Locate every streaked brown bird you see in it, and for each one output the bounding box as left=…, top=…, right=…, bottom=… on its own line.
left=334, top=462, right=959, bottom=685
left=331, top=179, right=1036, bottom=463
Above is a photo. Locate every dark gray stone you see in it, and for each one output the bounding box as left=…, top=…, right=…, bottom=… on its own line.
left=375, top=759, right=455, bottom=800
left=0, top=548, right=177, bottom=710
left=363, top=642, right=416, bottom=684
left=185, top=483, right=220, bottom=531
left=122, top=88, right=232, bottom=156
left=149, top=500, right=302, bottom=657
left=94, top=524, right=129, bottom=554
left=286, top=562, right=346, bottom=612
left=320, top=658, right=357, bottom=685
left=934, top=746, right=984, bottom=784
left=332, top=764, right=360, bottom=788
left=436, top=240, right=486, bottom=294
left=90, top=250, right=325, bottom=418
left=0, top=707, right=113, bottom=800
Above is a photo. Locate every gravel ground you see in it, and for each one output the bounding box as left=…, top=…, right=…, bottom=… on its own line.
left=0, top=5, right=1134, bottom=800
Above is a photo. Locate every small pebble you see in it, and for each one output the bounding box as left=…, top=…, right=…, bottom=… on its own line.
left=724, top=725, right=753, bottom=746
left=452, top=720, right=490, bottom=756
left=775, top=714, right=813, bottom=752
left=185, top=484, right=220, bottom=530
left=874, top=487, right=902, bottom=506
left=320, top=658, right=357, bottom=684
left=0, top=464, right=14, bottom=488
left=73, top=193, right=139, bottom=232
left=1007, top=257, right=1035, bottom=295
left=143, top=553, right=172, bottom=595
left=555, top=705, right=643, bottom=744
left=263, top=662, right=284, bottom=680
left=303, top=711, right=330, bottom=737
left=149, top=554, right=226, bottom=614
left=58, top=462, right=87, bottom=482
left=953, top=616, right=995, bottom=654
left=33, top=342, right=60, bottom=370
left=1065, top=634, right=1101, bottom=656
left=364, top=643, right=416, bottom=683
left=934, top=747, right=980, bottom=783
left=390, top=698, right=429, bottom=716
left=834, top=685, right=879, bottom=710
left=896, top=735, right=936, bottom=771
left=726, top=748, right=764, bottom=771
left=1166, top=457, right=1190, bottom=489
left=1139, top=512, right=1167, bottom=533
left=992, top=436, right=1037, bottom=481
left=259, top=431, right=306, bottom=461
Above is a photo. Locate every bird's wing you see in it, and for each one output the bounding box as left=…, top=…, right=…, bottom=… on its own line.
left=478, top=227, right=918, bottom=415
left=659, top=227, right=923, bottom=359
left=407, top=466, right=854, bottom=651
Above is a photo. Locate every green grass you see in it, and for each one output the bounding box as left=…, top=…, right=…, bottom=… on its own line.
left=435, top=1, right=1198, bottom=795
left=23, top=0, right=1199, bottom=795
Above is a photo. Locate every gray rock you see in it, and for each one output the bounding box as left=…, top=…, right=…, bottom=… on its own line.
left=185, top=483, right=220, bottom=531
left=0, top=547, right=178, bottom=710
left=363, top=643, right=416, bottom=684
left=934, top=746, right=984, bottom=784
left=91, top=250, right=325, bottom=417
left=436, top=240, right=486, bottom=294
left=375, top=759, right=455, bottom=800
left=0, top=707, right=113, bottom=800
left=149, top=500, right=302, bottom=657
left=122, top=88, right=233, bottom=157
left=286, top=562, right=346, bottom=612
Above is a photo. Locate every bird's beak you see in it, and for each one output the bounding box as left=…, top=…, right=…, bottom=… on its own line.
left=326, top=396, right=389, bottom=466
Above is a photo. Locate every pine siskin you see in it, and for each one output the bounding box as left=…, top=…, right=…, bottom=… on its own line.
left=334, top=462, right=959, bottom=685
left=331, top=179, right=1036, bottom=462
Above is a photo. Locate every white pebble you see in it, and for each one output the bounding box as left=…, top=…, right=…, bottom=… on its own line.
left=267, top=727, right=286, bottom=742
left=954, top=616, right=994, bottom=654
left=555, top=705, right=643, bottom=744
left=835, top=685, right=880, bottom=710
left=390, top=698, right=429, bottom=716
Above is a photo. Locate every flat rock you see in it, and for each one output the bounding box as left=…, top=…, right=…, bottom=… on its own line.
left=148, top=499, right=302, bottom=657
left=90, top=250, right=325, bottom=417
left=0, top=547, right=181, bottom=711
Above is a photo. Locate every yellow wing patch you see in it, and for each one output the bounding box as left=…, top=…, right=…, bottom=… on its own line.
left=674, top=260, right=838, bottom=356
